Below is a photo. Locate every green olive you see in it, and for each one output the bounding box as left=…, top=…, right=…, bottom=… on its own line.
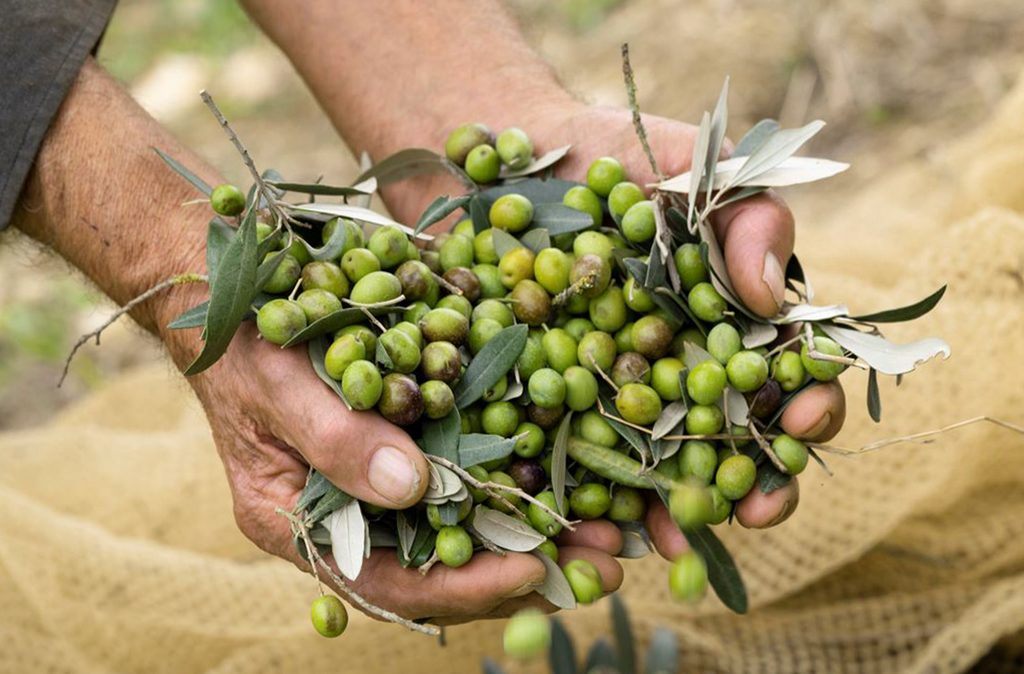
left=651, top=357, right=685, bottom=401
left=537, top=538, right=559, bottom=564
left=325, top=334, right=367, bottom=380
left=528, top=368, right=566, bottom=409
left=473, top=229, right=499, bottom=265
left=569, top=483, right=611, bottom=520
left=707, top=323, right=742, bottom=365
left=322, top=217, right=364, bottom=254
left=420, top=307, right=469, bottom=345
left=349, top=270, right=402, bottom=305
left=679, top=440, right=718, bottom=485
left=511, top=279, right=552, bottom=325
left=631, top=315, right=674, bottom=360
left=514, top=422, right=546, bottom=458
left=498, top=246, right=536, bottom=288
left=615, top=383, right=662, bottom=425
left=517, top=336, right=548, bottom=380
left=341, top=360, right=383, bottom=410
left=562, top=185, right=603, bottom=229
left=541, top=328, right=579, bottom=373
left=569, top=254, right=612, bottom=299
left=368, top=225, right=409, bottom=269
left=685, top=404, right=725, bottom=436
left=310, top=594, right=349, bottom=638
left=490, top=194, right=534, bottom=233
left=445, top=123, right=492, bottom=165
left=674, top=243, right=709, bottom=291
left=607, top=486, right=646, bottom=522
left=715, top=454, right=757, bottom=500
left=421, top=380, right=455, bottom=419
left=468, top=317, right=503, bottom=355
left=262, top=253, right=302, bottom=294
left=608, top=181, right=645, bottom=220
left=341, top=247, right=382, bottom=283
left=487, top=470, right=522, bottom=513
left=707, top=484, right=732, bottom=525
left=800, top=336, right=846, bottom=381
left=564, top=559, right=603, bottom=605
left=534, top=248, right=572, bottom=295
left=473, top=263, right=506, bottom=298
left=572, top=231, right=614, bottom=266
left=772, top=434, right=809, bottom=475
left=503, top=608, right=551, bottom=660
left=436, top=525, right=474, bottom=568
left=669, top=480, right=714, bottom=530
left=465, top=144, right=501, bottom=183
left=726, top=350, right=769, bottom=393
left=337, top=324, right=376, bottom=356
left=668, top=551, right=708, bottom=603
left=578, top=331, right=617, bottom=375
left=379, top=329, right=421, bottom=373
left=563, top=318, right=594, bottom=344
left=688, top=282, right=727, bottom=323
left=439, top=234, right=475, bottom=271
left=210, top=183, right=246, bottom=216
left=623, top=277, right=656, bottom=313
left=563, top=366, right=599, bottom=412
left=256, top=299, right=307, bottom=345
left=773, top=350, right=806, bottom=392
left=621, top=200, right=656, bottom=243
left=528, top=490, right=564, bottom=537
left=687, top=360, right=727, bottom=406
left=586, top=156, right=625, bottom=197
left=589, top=285, right=628, bottom=333
left=296, top=289, right=342, bottom=323
left=482, top=401, right=520, bottom=437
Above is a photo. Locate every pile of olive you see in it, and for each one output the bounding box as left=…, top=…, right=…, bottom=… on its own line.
left=238, top=122, right=847, bottom=621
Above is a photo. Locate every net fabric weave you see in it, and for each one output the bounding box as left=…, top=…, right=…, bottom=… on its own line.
left=2, top=74, right=1024, bottom=674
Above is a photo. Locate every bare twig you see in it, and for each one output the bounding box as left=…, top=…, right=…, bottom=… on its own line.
left=427, top=456, right=578, bottom=531
left=621, top=43, right=663, bottom=181
left=418, top=551, right=440, bottom=576
left=808, top=415, right=1024, bottom=456
left=748, top=421, right=789, bottom=474
left=552, top=271, right=598, bottom=309
left=276, top=507, right=439, bottom=636
left=342, top=295, right=407, bottom=309
left=59, top=272, right=208, bottom=387
left=432, top=272, right=464, bottom=297
left=804, top=323, right=867, bottom=370
left=589, top=355, right=620, bottom=392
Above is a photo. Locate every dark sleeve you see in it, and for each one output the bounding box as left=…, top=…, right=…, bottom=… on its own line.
left=0, top=0, right=119, bottom=230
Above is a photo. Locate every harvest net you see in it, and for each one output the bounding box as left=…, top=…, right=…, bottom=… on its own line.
left=2, top=74, right=1024, bottom=674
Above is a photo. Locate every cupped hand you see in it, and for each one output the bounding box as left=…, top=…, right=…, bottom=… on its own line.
left=167, top=318, right=622, bottom=624
left=539, top=104, right=847, bottom=557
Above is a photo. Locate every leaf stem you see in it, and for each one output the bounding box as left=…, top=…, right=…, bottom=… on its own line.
left=747, top=421, right=789, bottom=474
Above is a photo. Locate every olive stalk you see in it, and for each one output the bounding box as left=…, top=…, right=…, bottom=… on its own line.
left=426, top=455, right=578, bottom=532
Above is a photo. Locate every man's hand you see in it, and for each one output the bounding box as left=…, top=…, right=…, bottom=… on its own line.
left=536, top=103, right=847, bottom=558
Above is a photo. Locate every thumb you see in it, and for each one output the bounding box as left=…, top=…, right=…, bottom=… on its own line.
left=712, top=190, right=795, bottom=318
left=263, top=348, right=431, bottom=509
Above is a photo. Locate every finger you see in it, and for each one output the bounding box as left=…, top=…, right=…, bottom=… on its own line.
left=712, top=191, right=795, bottom=318
left=556, top=519, right=624, bottom=556
left=433, top=594, right=558, bottom=626
left=347, top=550, right=547, bottom=619
left=780, top=381, right=846, bottom=442
left=735, top=473, right=800, bottom=529
left=558, top=546, right=624, bottom=594
left=644, top=497, right=690, bottom=561
left=252, top=336, right=431, bottom=509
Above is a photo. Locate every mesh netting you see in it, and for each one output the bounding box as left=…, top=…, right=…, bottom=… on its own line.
left=3, top=73, right=1024, bottom=674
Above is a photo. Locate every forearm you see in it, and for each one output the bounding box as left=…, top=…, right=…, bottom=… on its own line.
left=11, top=58, right=212, bottom=364
left=239, top=0, right=579, bottom=217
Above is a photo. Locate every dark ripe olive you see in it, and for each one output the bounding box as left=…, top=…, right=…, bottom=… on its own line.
left=421, top=341, right=462, bottom=383
left=509, top=460, right=546, bottom=495
left=527, top=402, right=565, bottom=430
left=569, top=254, right=611, bottom=299
left=747, top=379, right=782, bottom=420
left=442, top=267, right=482, bottom=302
left=631, top=315, right=674, bottom=360
left=395, top=260, right=436, bottom=301
left=611, top=352, right=651, bottom=388
left=378, top=373, right=424, bottom=426
left=511, top=280, right=552, bottom=326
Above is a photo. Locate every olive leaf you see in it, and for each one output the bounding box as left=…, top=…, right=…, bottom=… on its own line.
left=500, top=144, right=572, bottom=179
left=652, top=401, right=688, bottom=440
left=375, top=339, right=394, bottom=370
left=867, top=367, right=882, bottom=423
left=421, top=408, right=462, bottom=464
left=616, top=522, right=654, bottom=559
left=470, top=506, right=545, bottom=552
left=397, top=513, right=436, bottom=568
left=305, top=484, right=353, bottom=527
left=849, top=285, right=946, bottom=323
left=437, top=501, right=462, bottom=526
left=645, top=239, right=667, bottom=289
left=458, top=433, right=517, bottom=468
left=785, top=253, right=815, bottom=301
left=266, top=178, right=377, bottom=197
left=758, top=463, right=792, bottom=495
left=645, top=628, right=680, bottom=674
left=308, top=336, right=351, bottom=408
left=726, top=119, right=827, bottom=188
left=283, top=306, right=399, bottom=347
left=820, top=324, right=951, bottom=375
left=712, top=185, right=769, bottom=209
left=683, top=341, right=716, bottom=370
left=549, top=618, right=578, bottom=674
left=184, top=208, right=260, bottom=375
left=611, top=593, right=637, bottom=674
left=296, top=469, right=333, bottom=512
left=469, top=195, right=490, bottom=234
left=255, top=246, right=289, bottom=292
left=300, top=218, right=348, bottom=262
left=396, top=510, right=417, bottom=562
left=368, top=523, right=398, bottom=548
left=659, top=156, right=849, bottom=192
left=324, top=499, right=367, bottom=579
left=206, top=218, right=235, bottom=287
left=289, top=202, right=433, bottom=242
left=704, top=77, right=730, bottom=197
left=414, top=194, right=473, bottom=235
left=681, top=525, right=748, bottom=614
left=688, top=111, right=712, bottom=223
left=482, top=658, right=510, bottom=674
left=530, top=549, right=577, bottom=610
left=532, top=203, right=594, bottom=236
left=154, top=147, right=213, bottom=196
left=520, top=227, right=552, bottom=253
left=167, top=302, right=209, bottom=330
left=775, top=303, right=850, bottom=324
left=585, top=640, right=618, bottom=673
left=736, top=317, right=778, bottom=349
left=490, top=227, right=525, bottom=258
left=723, top=386, right=749, bottom=427
left=552, top=411, right=574, bottom=516
left=453, top=325, right=528, bottom=408
left=353, top=147, right=473, bottom=191
left=733, top=118, right=780, bottom=157
left=597, top=394, right=650, bottom=461
left=476, top=178, right=579, bottom=211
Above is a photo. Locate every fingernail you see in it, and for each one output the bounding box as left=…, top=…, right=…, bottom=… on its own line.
left=762, top=251, right=786, bottom=312
left=510, top=581, right=544, bottom=598
left=368, top=446, right=420, bottom=504
left=804, top=412, right=832, bottom=440
left=767, top=500, right=793, bottom=528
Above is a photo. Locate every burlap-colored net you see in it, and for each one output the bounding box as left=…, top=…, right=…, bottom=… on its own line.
left=3, top=72, right=1024, bottom=674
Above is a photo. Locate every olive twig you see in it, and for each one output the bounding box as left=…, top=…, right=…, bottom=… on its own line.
left=432, top=272, right=464, bottom=297
left=620, top=43, right=663, bottom=181
left=724, top=391, right=738, bottom=455
left=747, top=421, right=789, bottom=474
left=342, top=295, right=407, bottom=309
left=807, top=415, right=1024, bottom=456
left=276, top=507, right=440, bottom=637
left=417, top=551, right=440, bottom=576
left=762, top=333, right=804, bottom=362
left=552, top=271, right=597, bottom=309
left=465, top=523, right=505, bottom=556
left=426, top=456, right=578, bottom=532
left=588, top=356, right=620, bottom=393
left=803, top=323, right=867, bottom=370
left=58, top=272, right=208, bottom=387
left=596, top=396, right=653, bottom=436
left=358, top=307, right=389, bottom=333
